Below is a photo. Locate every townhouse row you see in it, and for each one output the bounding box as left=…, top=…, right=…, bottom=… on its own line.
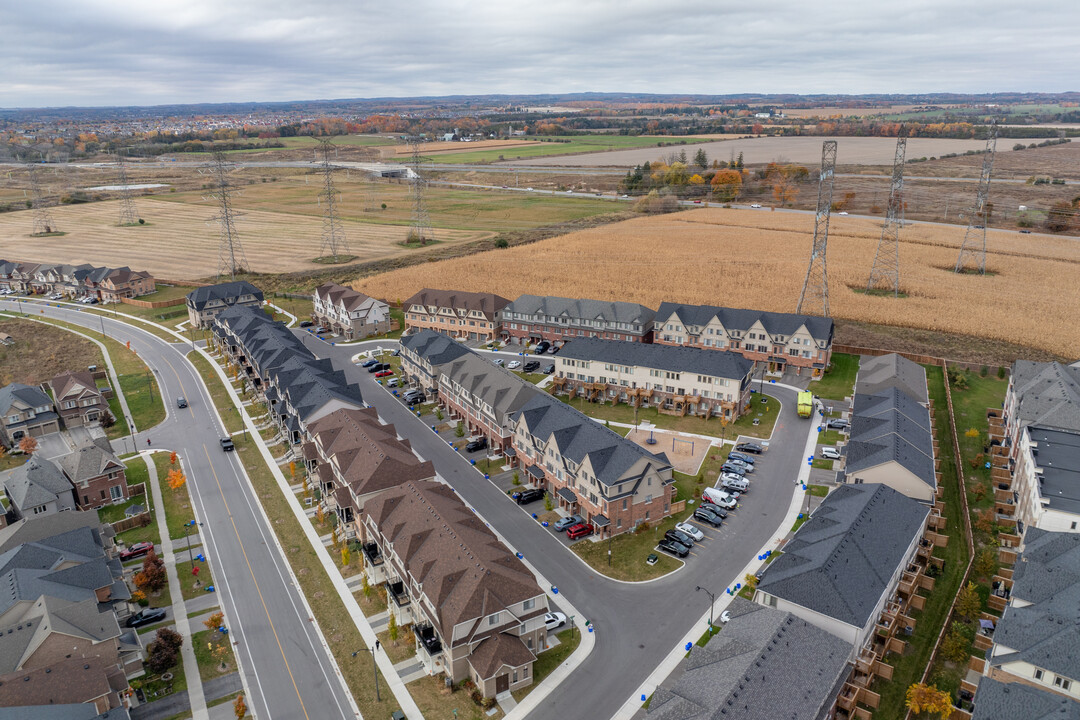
left=0, top=512, right=143, bottom=717
left=212, top=307, right=553, bottom=698
left=0, top=258, right=155, bottom=303
left=402, top=288, right=835, bottom=376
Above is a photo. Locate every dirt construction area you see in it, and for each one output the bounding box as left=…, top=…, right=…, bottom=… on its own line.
left=625, top=427, right=711, bottom=475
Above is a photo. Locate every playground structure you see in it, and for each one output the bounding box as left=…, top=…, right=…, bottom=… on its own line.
left=625, top=426, right=711, bottom=475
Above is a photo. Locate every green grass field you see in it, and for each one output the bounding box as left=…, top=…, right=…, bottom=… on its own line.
left=810, top=353, right=859, bottom=401
left=431, top=135, right=711, bottom=164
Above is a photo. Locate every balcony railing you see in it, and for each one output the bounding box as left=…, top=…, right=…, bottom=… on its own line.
left=414, top=622, right=442, bottom=655
left=386, top=580, right=410, bottom=607
left=362, top=542, right=383, bottom=566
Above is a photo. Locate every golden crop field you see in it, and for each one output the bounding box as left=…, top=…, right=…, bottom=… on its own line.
left=383, top=139, right=542, bottom=158
left=354, top=208, right=1080, bottom=358
left=0, top=198, right=487, bottom=279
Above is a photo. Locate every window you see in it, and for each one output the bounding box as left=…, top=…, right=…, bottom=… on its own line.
left=488, top=612, right=500, bottom=626
left=1055, top=677, right=1072, bottom=691
left=523, top=598, right=535, bottom=611
left=1034, top=669, right=1044, bottom=680
left=1072, top=522, right=1078, bottom=530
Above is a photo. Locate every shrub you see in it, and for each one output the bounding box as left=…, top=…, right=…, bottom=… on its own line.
left=997, top=366, right=1006, bottom=379
left=980, top=365, right=988, bottom=377
left=494, top=238, right=509, bottom=248
left=941, top=624, right=972, bottom=664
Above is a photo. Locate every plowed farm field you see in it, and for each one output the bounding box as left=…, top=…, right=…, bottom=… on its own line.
left=355, top=208, right=1080, bottom=358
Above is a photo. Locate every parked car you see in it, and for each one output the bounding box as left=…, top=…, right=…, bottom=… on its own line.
left=512, top=488, right=545, bottom=505
left=176, top=396, right=187, bottom=409
left=375, top=370, right=394, bottom=378
left=299, top=320, right=314, bottom=328
left=721, top=477, right=749, bottom=493
left=220, top=437, right=235, bottom=452
left=720, top=463, right=746, bottom=476
left=465, top=438, right=487, bottom=453
left=507, top=360, right=522, bottom=370
left=657, top=538, right=689, bottom=558
left=126, top=607, right=167, bottom=628
left=820, top=446, right=841, bottom=460
left=544, top=612, right=567, bottom=630
left=665, top=528, right=696, bottom=547
left=675, top=522, right=705, bottom=541
left=727, top=451, right=755, bottom=465
left=361, top=358, right=378, bottom=368
left=702, top=487, right=738, bottom=509
left=534, top=341, right=551, bottom=354
left=694, top=507, right=724, bottom=526
left=314, top=326, right=328, bottom=334
left=827, top=418, right=850, bottom=430
left=387, top=377, right=400, bottom=388
left=543, top=364, right=555, bottom=374
left=725, top=458, right=754, bottom=473
left=404, top=390, right=425, bottom=404
left=523, top=361, right=540, bottom=373
left=548, top=345, right=560, bottom=354
left=119, top=542, right=155, bottom=561
left=734, top=442, right=764, bottom=454
left=554, top=514, right=585, bottom=532
left=493, top=358, right=505, bottom=367
left=366, top=362, right=382, bottom=373
left=566, top=523, right=594, bottom=540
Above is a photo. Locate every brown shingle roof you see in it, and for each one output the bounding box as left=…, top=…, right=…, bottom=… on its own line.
left=404, top=288, right=510, bottom=321
left=468, top=632, right=536, bottom=679
left=365, top=480, right=542, bottom=635
left=315, top=283, right=380, bottom=312
left=49, top=371, right=98, bottom=404
left=0, top=654, right=112, bottom=707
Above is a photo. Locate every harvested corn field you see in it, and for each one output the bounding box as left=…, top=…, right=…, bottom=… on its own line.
left=355, top=208, right=1080, bottom=358
left=0, top=198, right=487, bottom=279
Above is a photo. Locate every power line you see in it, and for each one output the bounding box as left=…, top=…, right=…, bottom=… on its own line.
left=25, top=161, right=58, bottom=236
left=202, top=151, right=249, bottom=280
left=797, top=141, right=838, bottom=317
left=408, top=137, right=434, bottom=245
left=115, top=150, right=139, bottom=226
left=955, top=121, right=999, bottom=274
left=316, top=138, right=350, bottom=260
left=866, top=131, right=907, bottom=296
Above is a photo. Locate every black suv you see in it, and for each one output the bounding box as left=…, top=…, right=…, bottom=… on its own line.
left=694, top=506, right=724, bottom=526
left=735, top=442, right=764, bottom=454
left=465, top=438, right=487, bottom=453
left=665, top=528, right=696, bottom=546
left=523, top=361, right=540, bottom=373
left=657, top=538, right=689, bottom=558
left=534, top=341, right=551, bottom=354
left=220, top=437, right=235, bottom=452
left=513, top=488, right=545, bottom=505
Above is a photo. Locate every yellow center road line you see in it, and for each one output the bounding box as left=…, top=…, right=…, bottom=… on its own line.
left=201, top=444, right=312, bottom=720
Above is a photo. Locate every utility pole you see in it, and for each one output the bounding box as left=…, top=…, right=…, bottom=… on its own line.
left=407, top=138, right=434, bottom=245
left=203, top=151, right=249, bottom=280
left=316, top=138, right=350, bottom=261
left=26, top=161, right=57, bottom=236
left=955, top=121, right=999, bottom=274
left=115, top=150, right=139, bottom=226
left=352, top=648, right=380, bottom=701
left=796, top=141, right=838, bottom=317
left=696, top=585, right=716, bottom=634
left=866, top=131, right=908, bottom=296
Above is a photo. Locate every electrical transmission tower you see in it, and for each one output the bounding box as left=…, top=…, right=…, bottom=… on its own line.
left=797, top=141, right=838, bottom=317
left=115, top=150, right=139, bottom=226
left=954, top=121, right=999, bottom=274
left=26, top=162, right=58, bottom=236
left=203, top=151, right=249, bottom=279
left=316, top=138, right=350, bottom=260
left=866, top=132, right=908, bottom=296
left=407, top=138, right=434, bottom=245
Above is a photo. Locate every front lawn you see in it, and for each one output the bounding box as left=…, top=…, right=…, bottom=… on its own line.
left=810, top=352, right=859, bottom=401
left=554, top=393, right=779, bottom=440
left=571, top=520, right=683, bottom=581
left=175, top=558, right=214, bottom=602
left=153, top=452, right=197, bottom=541
left=192, top=628, right=237, bottom=681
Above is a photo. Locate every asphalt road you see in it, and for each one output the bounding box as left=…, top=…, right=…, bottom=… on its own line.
left=0, top=300, right=356, bottom=720
left=309, top=335, right=810, bottom=720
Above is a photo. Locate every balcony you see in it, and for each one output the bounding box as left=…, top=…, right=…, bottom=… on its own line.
left=362, top=542, right=383, bottom=567
left=386, top=580, right=410, bottom=608
left=414, top=623, right=443, bottom=656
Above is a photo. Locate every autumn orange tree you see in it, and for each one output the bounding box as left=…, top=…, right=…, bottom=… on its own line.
left=906, top=683, right=952, bottom=718
left=203, top=611, right=224, bottom=633
left=710, top=170, right=742, bottom=201
left=170, top=451, right=178, bottom=466
left=18, top=436, right=38, bottom=455
left=134, top=551, right=167, bottom=594
left=234, top=693, right=247, bottom=720
left=167, top=468, right=187, bottom=492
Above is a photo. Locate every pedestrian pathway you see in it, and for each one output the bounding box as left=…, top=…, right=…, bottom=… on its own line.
left=143, top=451, right=210, bottom=720
left=393, top=658, right=427, bottom=684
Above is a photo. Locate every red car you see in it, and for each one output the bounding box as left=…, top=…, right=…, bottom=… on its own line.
left=119, top=542, right=154, bottom=561
left=374, top=370, right=394, bottom=378
left=566, top=523, right=593, bottom=540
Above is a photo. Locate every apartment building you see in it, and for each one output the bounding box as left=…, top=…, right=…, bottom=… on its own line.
left=653, top=302, right=833, bottom=376
left=302, top=408, right=435, bottom=539
left=753, top=484, right=931, bottom=663
left=50, top=371, right=108, bottom=428
left=512, top=394, right=675, bottom=536
left=439, top=352, right=542, bottom=455
left=979, top=528, right=1080, bottom=707
left=0, top=383, right=60, bottom=449
left=553, top=337, right=753, bottom=420
left=187, top=281, right=265, bottom=328
left=312, top=283, right=391, bottom=340
left=1010, top=425, right=1080, bottom=534
left=500, top=294, right=654, bottom=346
left=403, top=288, right=509, bottom=342
left=214, top=306, right=365, bottom=443
left=361, top=480, right=548, bottom=697
left=399, top=329, right=471, bottom=392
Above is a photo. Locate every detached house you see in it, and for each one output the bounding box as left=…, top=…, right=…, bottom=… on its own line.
left=654, top=302, right=834, bottom=376
left=500, top=294, right=655, bottom=346
left=312, top=283, right=391, bottom=340
left=0, top=383, right=60, bottom=449
left=186, top=281, right=264, bottom=328
left=361, top=480, right=548, bottom=698
left=2, top=457, right=77, bottom=517
left=512, top=394, right=675, bottom=535
left=403, top=288, right=510, bottom=343
left=2, top=434, right=127, bottom=516
left=50, top=371, right=107, bottom=428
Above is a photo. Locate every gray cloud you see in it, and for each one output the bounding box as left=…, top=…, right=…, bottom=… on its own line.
left=1, top=0, right=1077, bottom=108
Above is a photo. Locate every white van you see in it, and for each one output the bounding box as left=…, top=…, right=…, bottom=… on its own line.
left=702, top=487, right=738, bottom=509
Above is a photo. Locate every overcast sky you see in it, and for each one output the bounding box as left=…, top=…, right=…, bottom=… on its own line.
left=1, top=0, right=1077, bottom=108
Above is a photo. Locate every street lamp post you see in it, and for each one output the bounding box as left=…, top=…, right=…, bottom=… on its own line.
left=696, top=585, right=716, bottom=635
left=352, top=648, right=380, bottom=701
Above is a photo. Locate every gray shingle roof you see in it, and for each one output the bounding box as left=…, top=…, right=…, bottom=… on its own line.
left=992, top=528, right=1080, bottom=682
left=0, top=383, right=52, bottom=416
left=442, top=353, right=541, bottom=421
left=55, top=437, right=122, bottom=485
left=504, top=294, right=655, bottom=327
left=0, top=513, right=105, bottom=555
left=186, top=281, right=264, bottom=311
left=756, top=484, right=929, bottom=628
left=856, top=354, right=929, bottom=405
left=558, top=337, right=753, bottom=382
left=400, top=329, right=472, bottom=367
left=1011, top=360, right=1080, bottom=434
left=655, top=302, right=834, bottom=343
left=971, top=677, right=1080, bottom=720
left=646, top=597, right=851, bottom=720
left=514, top=394, right=671, bottom=488
left=1024, top=426, right=1080, bottom=516
left=2, top=457, right=73, bottom=511
left=846, top=387, right=936, bottom=490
